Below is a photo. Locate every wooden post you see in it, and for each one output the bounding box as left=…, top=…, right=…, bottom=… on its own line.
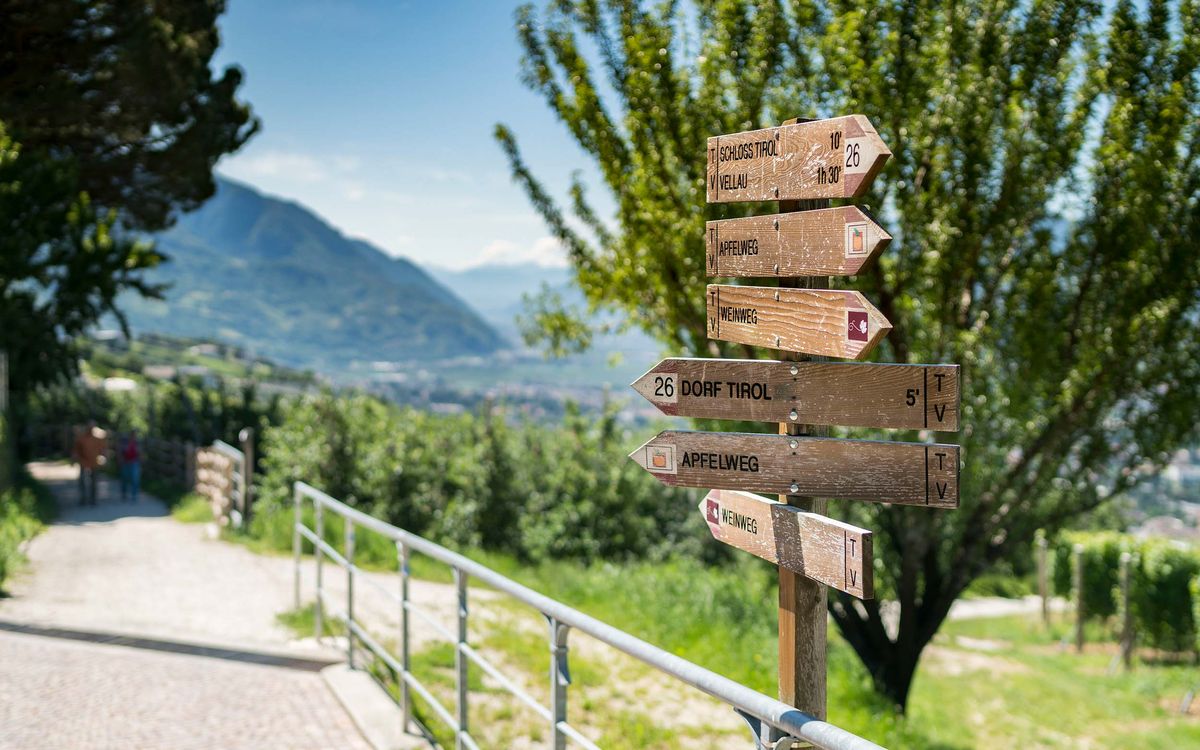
left=1037, top=533, right=1049, bottom=626
left=239, top=427, right=255, bottom=523
left=185, top=441, right=196, bottom=490
left=776, top=153, right=830, bottom=728
left=1119, top=551, right=1133, bottom=670
left=1073, top=543, right=1085, bottom=653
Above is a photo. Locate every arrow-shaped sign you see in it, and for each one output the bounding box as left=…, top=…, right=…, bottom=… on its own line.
left=700, top=489, right=873, bottom=598
left=705, top=206, right=891, bottom=278
left=706, top=284, right=891, bottom=359
left=706, top=115, right=891, bottom=203
left=632, top=358, right=959, bottom=430
left=630, top=431, right=959, bottom=508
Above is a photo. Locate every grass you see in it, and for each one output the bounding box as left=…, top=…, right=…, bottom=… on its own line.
left=0, top=469, right=56, bottom=593
left=170, top=492, right=214, bottom=523
left=276, top=601, right=346, bottom=637
left=261, top=503, right=1199, bottom=748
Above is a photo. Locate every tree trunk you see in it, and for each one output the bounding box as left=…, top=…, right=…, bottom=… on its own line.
left=830, top=536, right=966, bottom=713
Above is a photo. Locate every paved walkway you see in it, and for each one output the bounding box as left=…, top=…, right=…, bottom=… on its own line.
left=0, top=462, right=372, bottom=750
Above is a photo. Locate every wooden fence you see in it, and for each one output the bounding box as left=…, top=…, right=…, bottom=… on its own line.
left=195, top=439, right=248, bottom=527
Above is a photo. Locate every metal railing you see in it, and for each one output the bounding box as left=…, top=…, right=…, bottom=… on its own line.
left=291, top=480, right=886, bottom=750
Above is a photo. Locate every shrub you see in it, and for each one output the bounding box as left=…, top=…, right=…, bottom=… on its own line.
left=1051, top=531, right=1127, bottom=621
left=1051, top=530, right=1200, bottom=653
left=0, top=485, right=43, bottom=588
left=1130, top=541, right=1199, bottom=653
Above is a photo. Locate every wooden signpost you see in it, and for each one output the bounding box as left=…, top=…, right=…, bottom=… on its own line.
left=707, top=284, right=892, bottom=359
left=632, top=113, right=962, bottom=734
left=706, top=115, right=891, bottom=203
left=632, top=358, right=960, bottom=430
left=631, top=430, right=960, bottom=507
left=701, top=489, right=873, bottom=598
left=706, top=206, right=891, bottom=277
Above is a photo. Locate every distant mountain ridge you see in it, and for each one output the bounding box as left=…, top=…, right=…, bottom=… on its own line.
left=119, top=178, right=503, bottom=370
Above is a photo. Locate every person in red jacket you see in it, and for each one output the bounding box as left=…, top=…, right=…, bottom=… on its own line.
left=119, top=430, right=141, bottom=503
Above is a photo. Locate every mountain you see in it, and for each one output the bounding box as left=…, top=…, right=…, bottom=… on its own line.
left=428, top=263, right=571, bottom=337
left=119, top=178, right=504, bottom=371
left=429, top=262, right=660, bottom=354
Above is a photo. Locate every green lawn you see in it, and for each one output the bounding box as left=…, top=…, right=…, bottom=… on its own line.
left=274, top=546, right=1200, bottom=748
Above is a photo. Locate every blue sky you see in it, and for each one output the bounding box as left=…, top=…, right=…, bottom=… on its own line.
left=214, top=0, right=597, bottom=269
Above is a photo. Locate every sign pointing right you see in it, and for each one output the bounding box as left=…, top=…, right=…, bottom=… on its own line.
left=707, top=284, right=892, bottom=359
left=706, top=115, right=890, bottom=202
left=706, top=206, right=891, bottom=278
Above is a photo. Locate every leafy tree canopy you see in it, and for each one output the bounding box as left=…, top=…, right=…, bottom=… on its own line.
left=497, top=0, right=1200, bottom=709
left=0, top=0, right=257, bottom=398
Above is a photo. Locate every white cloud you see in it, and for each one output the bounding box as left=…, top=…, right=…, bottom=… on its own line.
left=225, top=150, right=330, bottom=184
left=474, top=236, right=567, bottom=268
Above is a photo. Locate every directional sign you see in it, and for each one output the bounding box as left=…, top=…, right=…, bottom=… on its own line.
left=630, top=431, right=959, bottom=508
left=706, top=115, right=890, bottom=203
left=632, top=358, right=959, bottom=430
left=705, top=206, right=891, bottom=278
left=706, top=284, right=891, bottom=359
left=701, top=489, right=873, bottom=598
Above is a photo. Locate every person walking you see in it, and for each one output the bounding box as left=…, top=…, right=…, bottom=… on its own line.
left=72, top=421, right=107, bottom=506
left=120, top=430, right=142, bottom=503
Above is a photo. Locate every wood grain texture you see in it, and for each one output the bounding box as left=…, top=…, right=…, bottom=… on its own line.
left=705, top=115, right=890, bottom=203
left=630, top=430, right=960, bottom=508
left=700, top=489, right=873, bottom=598
left=631, top=357, right=960, bottom=430
left=705, top=206, right=891, bottom=277
left=706, top=284, right=892, bottom=359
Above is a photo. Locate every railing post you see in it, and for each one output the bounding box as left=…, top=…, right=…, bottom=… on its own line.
left=292, top=484, right=302, bottom=610
left=315, top=502, right=325, bottom=640
left=397, top=541, right=412, bottom=734
left=548, top=616, right=570, bottom=750
left=346, top=520, right=356, bottom=669
left=454, top=568, right=469, bottom=749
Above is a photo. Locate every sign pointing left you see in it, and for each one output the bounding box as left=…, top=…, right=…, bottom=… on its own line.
left=631, top=430, right=960, bottom=508
left=701, top=489, right=873, bottom=598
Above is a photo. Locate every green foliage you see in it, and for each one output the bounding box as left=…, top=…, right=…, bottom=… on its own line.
left=0, top=482, right=47, bottom=590
left=27, top=374, right=280, bottom=451
left=498, top=0, right=1200, bottom=707
left=0, top=1, right=256, bottom=397
left=1051, top=531, right=1127, bottom=620
left=1129, top=542, right=1200, bottom=653
left=1193, top=575, right=1200, bottom=652
left=252, top=391, right=712, bottom=564
left=1053, top=530, right=1200, bottom=652
left=171, top=493, right=214, bottom=524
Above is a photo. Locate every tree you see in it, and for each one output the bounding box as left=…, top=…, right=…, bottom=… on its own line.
left=497, top=0, right=1200, bottom=709
left=0, top=0, right=257, bottom=400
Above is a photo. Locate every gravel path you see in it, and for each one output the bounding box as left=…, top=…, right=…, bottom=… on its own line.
left=0, top=462, right=373, bottom=750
